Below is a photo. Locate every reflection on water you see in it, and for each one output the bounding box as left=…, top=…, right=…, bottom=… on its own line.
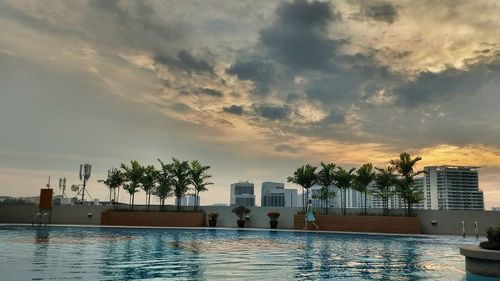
left=0, top=226, right=489, bottom=281
left=35, top=228, right=50, bottom=243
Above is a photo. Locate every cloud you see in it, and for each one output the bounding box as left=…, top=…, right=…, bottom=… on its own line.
left=154, top=50, right=213, bottom=75
left=225, top=60, right=274, bottom=94
left=259, top=0, right=342, bottom=70
left=170, top=102, right=191, bottom=113
left=306, top=75, right=363, bottom=104
left=321, top=111, right=346, bottom=124
left=198, top=87, right=223, bottom=97
left=274, top=144, right=298, bottom=153
left=223, top=105, right=244, bottom=115
left=360, top=2, right=398, bottom=24
left=394, top=55, right=500, bottom=106
left=253, top=104, right=291, bottom=120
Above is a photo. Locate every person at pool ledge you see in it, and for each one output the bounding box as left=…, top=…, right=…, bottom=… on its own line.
left=304, top=199, right=319, bottom=230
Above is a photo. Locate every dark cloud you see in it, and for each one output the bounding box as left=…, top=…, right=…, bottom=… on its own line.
left=223, top=105, right=244, bottom=115
left=87, top=0, right=185, bottom=50
left=177, top=50, right=213, bottom=74
left=274, top=144, right=299, bottom=153
left=275, top=0, right=340, bottom=27
left=199, top=88, right=223, bottom=97
left=225, top=60, right=274, bottom=94
left=259, top=0, right=342, bottom=70
left=395, top=57, right=500, bottom=106
left=253, top=104, right=291, bottom=120
left=321, top=111, right=345, bottom=124
left=360, top=2, right=398, bottom=24
left=154, top=50, right=213, bottom=75
left=170, top=102, right=190, bottom=113
left=0, top=2, right=74, bottom=36
left=306, top=75, right=363, bottom=104
left=286, top=92, right=302, bottom=103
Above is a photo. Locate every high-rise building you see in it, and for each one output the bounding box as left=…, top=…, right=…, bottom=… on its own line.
left=309, top=185, right=365, bottom=209
left=261, top=182, right=297, bottom=207
left=416, top=166, right=484, bottom=210
left=230, top=181, right=255, bottom=207
left=180, top=195, right=199, bottom=206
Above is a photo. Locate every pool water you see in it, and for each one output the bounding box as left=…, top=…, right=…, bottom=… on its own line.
left=0, top=225, right=498, bottom=281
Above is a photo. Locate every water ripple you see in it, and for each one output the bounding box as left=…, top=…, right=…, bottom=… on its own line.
left=0, top=226, right=487, bottom=280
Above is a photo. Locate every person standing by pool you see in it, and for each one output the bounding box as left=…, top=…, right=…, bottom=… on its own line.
left=304, top=199, right=319, bottom=230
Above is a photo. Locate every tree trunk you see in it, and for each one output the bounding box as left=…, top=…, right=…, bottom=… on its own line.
left=339, top=188, right=343, bottom=215
left=364, top=190, right=367, bottom=216
left=326, top=189, right=329, bottom=215
left=302, top=187, right=305, bottom=212
left=131, top=193, right=135, bottom=210
left=194, top=191, right=198, bottom=212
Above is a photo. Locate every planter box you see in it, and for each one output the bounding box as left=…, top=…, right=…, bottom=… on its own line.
left=460, top=245, right=500, bottom=278
left=101, top=212, right=205, bottom=227
left=294, top=215, right=421, bottom=234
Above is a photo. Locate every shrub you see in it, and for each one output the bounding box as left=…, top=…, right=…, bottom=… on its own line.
left=208, top=212, right=219, bottom=220
left=480, top=224, right=500, bottom=250
left=232, top=205, right=251, bottom=220
left=267, top=211, right=280, bottom=221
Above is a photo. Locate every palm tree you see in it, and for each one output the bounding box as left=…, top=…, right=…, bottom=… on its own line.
left=120, top=160, right=144, bottom=210
left=98, top=168, right=124, bottom=210
left=287, top=164, right=317, bottom=212
left=164, top=158, right=191, bottom=211
left=373, top=166, right=396, bottom=216
left=140, top=165, right=156, bottom=211
left=155, top=159, right=173, bottom=211
left=312, top=186, right=336, bottom=214
left=189, top=160, right=212, bottom=212
left=390, top=152, right=424, bottom=216
left=317, top=162, right=336, bottom=214
left=333, top=167, right=355, bottom=215
left=354, top=163, right=376, bottom=215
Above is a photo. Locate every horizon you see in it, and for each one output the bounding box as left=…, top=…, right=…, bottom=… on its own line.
left=1, top=0, right=500, bottom=209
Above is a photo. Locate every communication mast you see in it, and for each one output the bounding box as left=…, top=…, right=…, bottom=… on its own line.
left=79, top=164, right=91, bottom=204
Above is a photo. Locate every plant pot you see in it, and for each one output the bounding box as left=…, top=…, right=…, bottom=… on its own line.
left=270, top=220, right=278, bottom=229
left=237, top=220, right=245, bottom=228
left=208, top=219, right=217, bottom=227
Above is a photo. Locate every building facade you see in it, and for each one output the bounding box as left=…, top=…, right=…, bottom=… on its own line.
left=417, top=166, right=484, bottom=210
left=309, top=185, right=366, bottom=209
left=180, top=195, right=200, bottom=206
left=261, top=182, right=298, bottom=207
left=230, top=181, right=256, bottom=207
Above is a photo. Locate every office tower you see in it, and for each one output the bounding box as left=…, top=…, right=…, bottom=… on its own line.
left=261, top=181, right=298, bottom=207
left=230, top=181, right=256, bottom=207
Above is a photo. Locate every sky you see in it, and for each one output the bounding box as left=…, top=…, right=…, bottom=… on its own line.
left=1, top=0, right=500, bottom=208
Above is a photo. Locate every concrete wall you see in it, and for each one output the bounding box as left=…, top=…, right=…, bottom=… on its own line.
left=1, top=204, right=499, bottom=235
left=101, top=212, right=205, bottom=227
left=0, top=205, right=109, bottom=225
left=415, top=209, right=500, bottom=235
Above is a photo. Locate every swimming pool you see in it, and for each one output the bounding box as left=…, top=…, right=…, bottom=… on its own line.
left=0, top=225, right=497, bottom=280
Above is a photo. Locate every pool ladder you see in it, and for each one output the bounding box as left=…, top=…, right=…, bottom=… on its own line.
left=462, top=221, right=479, bottom=239
left=32, top=212, right=50, bottom=227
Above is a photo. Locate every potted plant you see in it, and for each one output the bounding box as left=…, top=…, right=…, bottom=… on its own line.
left=208, top=212, right=219, bottom=227
left=267, top=211, right=280, bottom=229
left=480, top=224, right=500, bottom=250
left=232, top=205, right=251, bottom=228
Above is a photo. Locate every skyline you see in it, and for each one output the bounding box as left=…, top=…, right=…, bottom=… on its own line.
left=1, top=0, right=500, bottom=208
